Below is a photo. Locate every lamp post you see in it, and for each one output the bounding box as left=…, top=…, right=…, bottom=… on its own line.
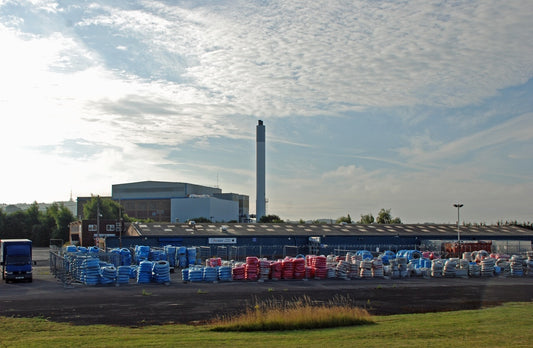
left=453, top=203, right=464, bottom=254
left=96, top=196, right=100, bottom=248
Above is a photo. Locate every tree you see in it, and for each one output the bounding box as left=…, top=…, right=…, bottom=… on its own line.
left=376, top=208, right=402, bottom=224
left=259, top=214, right=284, bottom=223
left=391, top=217, right=402, bottom=224
left=336, top=214, right=352, bottom=224
left=0, top=202, right=75, bottom=246
left=1, top=211, right=27, bottom=239
left=47, top=203, right=75, bottom=242
left=0, top=208, right=5, bottom=236
left=31, top=223, right=50, bottom=247
left=83, top=196, right=123, bottom=220
left=359, top=213, right=374, bottom=224
left=25, top=202, right=41, bottom=228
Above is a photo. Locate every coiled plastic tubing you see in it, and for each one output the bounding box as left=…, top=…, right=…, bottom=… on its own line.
left=203, top=267, right=218, bottom=282
left=137, top=260, right=154, bottom=284
left=100, top=265, right=117, bottom=284
left=153, top=260, right=171, bottom=283
left=117, top=266, right=131, bottom=284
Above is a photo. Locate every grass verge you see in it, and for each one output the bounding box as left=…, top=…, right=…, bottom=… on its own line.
left=0, top=302, right=532, bottom=347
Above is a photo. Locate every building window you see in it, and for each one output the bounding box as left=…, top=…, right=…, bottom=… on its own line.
left=106, top=224, right=116, bottom=232
left=88, top=224, right=97, bottom=232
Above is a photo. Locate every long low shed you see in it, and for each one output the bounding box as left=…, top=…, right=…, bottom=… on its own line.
left=105, top=223, right=533, bottom=258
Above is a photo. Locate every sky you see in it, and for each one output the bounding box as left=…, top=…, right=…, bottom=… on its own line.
left=1, top=0, right=532, bottom=224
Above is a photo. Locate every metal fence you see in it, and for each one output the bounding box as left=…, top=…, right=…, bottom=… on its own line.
left=333, top=244, right=420, bottom=256
left=178, top=244, right=424, bottom=262
left=492, top=240, right=532, bottom=255
left=49, top=249, right=123, bottom=285
left=421, top=239, right=532, bottom=255
left=49, top=250, right=70, bottom=285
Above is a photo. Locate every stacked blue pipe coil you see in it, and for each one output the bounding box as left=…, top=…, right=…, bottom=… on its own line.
left=218, top=266, right=233, bottom=281
left=187, top=247, right=197, bottom=266
left=137, top=260, right=153, bottom=283
left=129, top=265, right=138, bottom=279
left=356, top=250, right=373, bottom=260
left=153, top=261, right=171, bottom=283
left=203, top=267, right=218, bottom=282
left=81, top=258, right=100, bottom=285
left=110, top=248, right=132, bottom=266
left=120, top=248, right=132, bottom=265
left=188, top=268, right=203, bottom=282
left=181, top=268, right=189, bottom=281
left=164, top=246, right=177, bottom=268
left=100, top=265, right=117, bottom=284
left=182, top=266, right=232, bottom=282
left=117, top=266, right=131, bottom=284
left=149, top=249, right=167, bottom=261
left=65, top=245, right=77, bottom=253
left=135, top=246, right=150, bottom=263
left=380, top=250, right=396, bottom=265
left=410, top=257, right=432, bottom=269
left=178, top=247, right=187, bottom=268
left=396, top=250, right=422, bottom=261
left=89, top=246, right=100, bottom=257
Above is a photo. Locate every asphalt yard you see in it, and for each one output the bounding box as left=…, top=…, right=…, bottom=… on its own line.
left=1, top=250, right=532, bottom=326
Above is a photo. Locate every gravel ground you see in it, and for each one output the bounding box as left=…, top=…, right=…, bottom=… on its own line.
left=1, top=249, right=532, bottom=326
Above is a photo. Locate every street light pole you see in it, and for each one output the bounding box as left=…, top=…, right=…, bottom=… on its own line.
left=453, top=203, right=464, bottom=254
left=96, top=196, right=100, bottom=248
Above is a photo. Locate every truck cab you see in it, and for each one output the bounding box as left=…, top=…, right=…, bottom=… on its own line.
left=0, top=239, right=33, bottom=282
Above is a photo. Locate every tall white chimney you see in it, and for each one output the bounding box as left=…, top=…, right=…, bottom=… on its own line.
left=256, top=120, right=266, bottom=221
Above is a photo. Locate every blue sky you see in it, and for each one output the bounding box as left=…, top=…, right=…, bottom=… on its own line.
left=1, top=1, right=532, bottom=223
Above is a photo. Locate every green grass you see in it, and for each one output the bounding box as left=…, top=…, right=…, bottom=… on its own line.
left=0, top=302, right=532, bottom=347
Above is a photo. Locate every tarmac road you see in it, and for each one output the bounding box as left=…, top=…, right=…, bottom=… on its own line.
left=1, top=248, right=532, bottom=326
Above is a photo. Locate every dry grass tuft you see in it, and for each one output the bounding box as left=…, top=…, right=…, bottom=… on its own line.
left=210, top=295, right=374, bottom=331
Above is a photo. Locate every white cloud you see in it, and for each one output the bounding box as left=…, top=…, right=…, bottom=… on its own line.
left=177, top=0, right=533, bottom=116
left=20, top=0, right=59, bottom=14
left=269, top=160, right=532, bottom=224
left=398, top=113, right=533, bottom=166
left=0, top=1, right=532, bottom=224
left=52, top=0, right=533, bottom=123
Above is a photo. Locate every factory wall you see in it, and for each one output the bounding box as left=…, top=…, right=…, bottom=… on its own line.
left=121, top=199, right=171, bottom=222
left=213, top=193, right=250, bottom=221
left=105, top=231, right=533, bottom=260
left=112, top=181, right=222, bottom=200
left=105, top=234, right=424, bottom=259
left=170, top=196, right=239, bottom=223
left=113, top=181, right=186, bottom=199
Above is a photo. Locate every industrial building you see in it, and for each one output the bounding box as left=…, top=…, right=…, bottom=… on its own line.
left=70, top=181, right=249, bottom=246
left=111, top=181, right=249, bottom=223
left=105, top=222, right=533, bottom=260
left=69, top=219, right=126, bottom=247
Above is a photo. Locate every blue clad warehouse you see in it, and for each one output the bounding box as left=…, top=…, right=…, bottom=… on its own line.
left=105, top=222, right=533, bottom=260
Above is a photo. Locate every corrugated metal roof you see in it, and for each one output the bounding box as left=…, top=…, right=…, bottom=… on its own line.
left=129, top=223, right=532, bottom=238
